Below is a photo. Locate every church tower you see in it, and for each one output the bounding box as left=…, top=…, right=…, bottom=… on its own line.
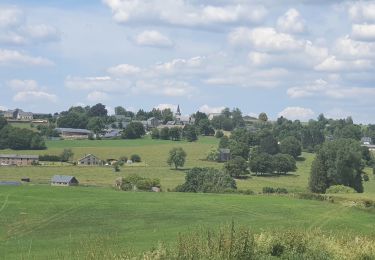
left=175, top=105, right=181, bottom=124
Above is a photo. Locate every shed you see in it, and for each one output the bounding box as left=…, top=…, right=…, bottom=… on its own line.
left=219, top=149, right=231, bottom=162
left=51, top=175, right=79, bottom=186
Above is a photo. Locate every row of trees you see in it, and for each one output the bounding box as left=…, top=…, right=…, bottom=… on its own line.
left=151, top=126, right=198, bottom=142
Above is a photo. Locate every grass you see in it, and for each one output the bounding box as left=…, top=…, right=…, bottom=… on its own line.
left=0, top=185, right=374, bottom=259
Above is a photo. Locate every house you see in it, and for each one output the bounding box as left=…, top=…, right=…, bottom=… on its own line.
left=51, top=175, right=79, bottom=186
left=208, top=113, right=221, bottom=120
left=3, top=109, right=33, bottom=121
left=55, top=128, right=92, bottom=139
left=147, top=117, right=160, bottom=128
left=78, top=154, right=102, bottom=166
left=361, top=137, right=372, bottom=145
left=0, top=154, right=39, bottom=166
left=219, top=149, right=231, bottom=162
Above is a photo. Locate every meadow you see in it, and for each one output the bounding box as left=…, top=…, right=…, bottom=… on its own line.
left=1, top=185, right=375, bottom=259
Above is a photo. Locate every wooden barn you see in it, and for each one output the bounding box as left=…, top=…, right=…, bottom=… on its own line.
left=51, top=175, right=79, bottom=186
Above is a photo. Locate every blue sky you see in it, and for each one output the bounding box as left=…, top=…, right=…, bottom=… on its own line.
left=1, top=0, right=375, bottom=123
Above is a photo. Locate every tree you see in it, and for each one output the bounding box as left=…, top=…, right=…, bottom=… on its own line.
left=176, top=167, right=236, bottom=193
left=219, top=136, right=230, bottom=148
left=224, top=156, right=249, bottom=178
left=122, top=122, right=145, bottom=139
left=258, top=112, right=268, bottom=122
left=259, top=134, right=279, bottom=155
left=60, top=149, right=74, bottom=162
left=0, top=116, right=7, bottom=130
left=89, top=103, right=107, bottom=117
left=222, top=118, right=234, bottom=131
left=308, top=139, right=364, bottom=193
left=193, top=111, right=208, bottom=126
left=169, top=127, right=182, bottom=141
left=162, top=108, right=174, bottom=124
left=215, top=130, right=224, bottom=138
left=30, top=134, right=46, bottom=150
left=160, top=127, right=170, bottom=140
left=151, top=128, right=160, bottom=139
left=198, top=119, right=215, bottom=136
left=231, top=108, right=245, bottom=128
left=249, top=151, right=273, bottom=175
left=272, top=154, right=296, bottom=175
left=183, top=125, right=198, bottom=142
left=167, top=147, right=187, bottom=169
left=279, top=136, right=302, bottom=159
left=87, top=117, right=105, bottom=135
left=229, top=140, right=250, bottom=159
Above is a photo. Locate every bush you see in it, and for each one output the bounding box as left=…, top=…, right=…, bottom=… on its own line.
left=215, top=130, right=224, bottom=138
left=373, top=167, right=375, bottom=175
left=262, top=187, right=288, bottom=194
left=115, top=174, right=160, bottom=191
left=176, top=167, right=236, bottom=193
left=151, top=128, right=160, bottom=139
left=206, top=148, right=219, bottom=162
left=130, top=154, right=141, bottom=163
left=363, top=173, right=370, bottom=182
left=326, top=185, right=357, bottom=194
left=39, top=154, right=62, bottom=162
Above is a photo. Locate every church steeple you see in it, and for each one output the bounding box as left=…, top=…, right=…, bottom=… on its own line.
left=176, top=105, right=181, bottom=116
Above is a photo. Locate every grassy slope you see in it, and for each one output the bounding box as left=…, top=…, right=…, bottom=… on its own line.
left=0, top=186, right=374, bottom=259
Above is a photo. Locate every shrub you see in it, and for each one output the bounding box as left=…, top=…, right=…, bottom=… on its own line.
left=363, top=173, right=370, bottom=182
left=275, top=187, right=288, bottom=194
left=215, top=130, right=224, bottom=138
left=151, top=128, right=160, bottom=139
left=119, top=156, right=128, bottom=162
left=39, top=154, right=62, bottom=162
left=262, top=187, right=275, bottom=194
left=130, top=154, right=141, bottom=163
left=206, top=148, right=219, bottom=162
left=326, top=185, right=357, bottom=194
left=115, top=174, right=160, bottom=192
left=373, top=167, right=375, bottom=175
left=176, top=167, right=236, bottom=193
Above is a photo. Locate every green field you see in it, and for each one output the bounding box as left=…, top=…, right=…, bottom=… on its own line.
left=1, top=186, right=374, bottom=259
left=1, top=137, right=375, bottom=194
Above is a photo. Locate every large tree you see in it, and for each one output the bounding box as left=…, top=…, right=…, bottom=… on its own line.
left=89, top=103, right=107, bottom=117
left=279, top=136, right=302, bottom=159
left=259, top=134, right=279, bottom=155
left=224, top=156, right=249, bottom=178
left=167, top=147, right=187, bottom=169
left=121, top=122, right=145, bottom=139
left=309, top=139, right=364, bottom=193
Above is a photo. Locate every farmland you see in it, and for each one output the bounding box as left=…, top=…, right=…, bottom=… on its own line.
left=1, top=137, right=375, bottom=258
left=1, top=185, right=375, bottom=259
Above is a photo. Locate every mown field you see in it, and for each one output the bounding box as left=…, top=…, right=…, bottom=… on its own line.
left=0, top=186, right=375, bottom=259
left=1, top=136, right=375, bottom=194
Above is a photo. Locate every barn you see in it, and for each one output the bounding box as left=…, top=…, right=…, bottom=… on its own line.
left=51, top=175, right=79, bottom=186
left=78, top=154, right=102, bottom=166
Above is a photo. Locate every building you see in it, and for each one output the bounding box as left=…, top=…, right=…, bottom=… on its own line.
left=3, top=109, right=33, bottom=121
left=78, top=154, right=102, bottom=166
left=361, top=137, right=372, bottom=145
left=219, top=149, right=231, bottom=162
left=157, top=105, right=193, bottom=129
left=51, top=175, right=79, bottom=186
left=208, top=113, right=221, bottom=120
left=102, top=129, right=121, bottom=138
left=55, top=128, right=92, bottom=139
left=0, top=154, right=39, bottom=166
left=147, top=117, right=160, bottom=128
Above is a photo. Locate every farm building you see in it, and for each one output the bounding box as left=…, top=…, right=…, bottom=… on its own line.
left=78, top=154, right=102, bottom=166
left=55, top=128, right=92, bottom=139
left=0, top=154, right=39, bottom=166
left=3, top=109, right=33, bottom=121
left=0, top=181, right=21, bottom=186
left=51, top=175, right=79, bottom=186
left=146, top=117, right=160, bottom=128
left=219, top=149, right=231, bottom=162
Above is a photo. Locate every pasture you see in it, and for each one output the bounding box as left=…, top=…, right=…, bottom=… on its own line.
left=1, top=136, right=375, bottom=194
left=1, top=185, right=375, bottom=259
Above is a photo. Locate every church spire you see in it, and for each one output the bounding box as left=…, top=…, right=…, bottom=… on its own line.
left=176, top=104, right=181, bottom=116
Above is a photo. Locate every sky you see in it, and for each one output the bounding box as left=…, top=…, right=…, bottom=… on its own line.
left=0, top=0, right=375, bottom=123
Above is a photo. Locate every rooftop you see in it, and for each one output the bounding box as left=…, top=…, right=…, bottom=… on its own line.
left=51, top=175, right=78, bottom=183
left=0, top=154, right=39, bottom=159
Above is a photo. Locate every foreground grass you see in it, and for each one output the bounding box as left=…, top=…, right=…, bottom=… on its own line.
left=0, top=186, right=374, bottom=259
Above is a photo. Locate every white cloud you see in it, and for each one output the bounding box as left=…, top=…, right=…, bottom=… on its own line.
left=103, top=0, right=267, bottom=27
left=154, top=104, right=177, bottom=111
left=349, top=2, right=375, bottom=22
left=352, top=24, right=375, bottom=41
left=87, top=91, right=110, bottom=102
left=334, top=36, right=375, bottom=59
left=0, top=7, right=23, bottom=28
left=7, top=79, right=39, bottom=91
left=314, top=55, right=373, bottom=72
left=0, top=32, right=26, bottom=45
left=248, top=52, right=270, bottom=66
left=198, top=104, right=225, bottom=114
left=287, top=79, right=375, bottom=99
left=228, top=27, right=304, bottom=52
left=107, top=64, right=141, bottom=76
left=0, top=49, right=54, bottom=66
left=155, top=56, right=205, bottom=75
left=21, top=24, right=60, bottom=41
left=65, top=76, right=131, bottom=92
left=135, top=30, right=173, bottom=48
left=13, top=91, right=57, bottom=103
left=277, top=8, right=305, bottom=34
left=278, top=107, right=315, bottom=121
